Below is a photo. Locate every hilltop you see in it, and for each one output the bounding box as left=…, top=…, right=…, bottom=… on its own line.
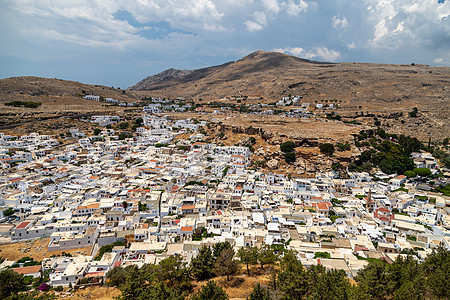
left=0, top=76, right=139, bottom=127
left=130, top=50, right=449, bottom=111
left=0, top=76, right=137, bottom=102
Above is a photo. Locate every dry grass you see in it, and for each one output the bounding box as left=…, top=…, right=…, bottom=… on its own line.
left=63, top=266, right=276, bottom=300
left=193, top=265, right=273, bottom=300
left=0, top=238, right=92, bottom=261
left=58, top=286, right=121, bottom=300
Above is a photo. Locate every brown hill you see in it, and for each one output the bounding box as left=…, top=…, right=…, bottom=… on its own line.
left=0, top=76, right=140, bottom=128
left=0, top=76, right=137, bottom=126
left=130, top=50, right=449, bottom=110
left=0, top=76, right=137, bottom=101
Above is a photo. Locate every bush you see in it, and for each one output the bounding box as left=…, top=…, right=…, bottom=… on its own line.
left=284, top=152, right=296, bottom=164
left=94, top=241, right=126, bottom=260
left=409, top=107, right=418, bottom=117
left=134, top=117, right=143, bottom=126
left=5, top=101, right=42, bottom=108
left=314, top=252, right=331, bottom=258
left=0, top=269, right=25, bottom=298
left=118, top=122, right=129, bottom=129
left=404, top=170, right=416, bottom=178
left=280, top=141, right=295, bottom=153
left=414, top=168, right=432, bottom=177
left=155, top=143, right=168, bottom=147
left=319, top=143, right=335, bottom=156
left=336, top=143, right=351, bottom=151
left=3, top=208, right=15, bottom=217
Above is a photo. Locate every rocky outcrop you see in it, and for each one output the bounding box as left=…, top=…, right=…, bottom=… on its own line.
left=129, top=68, right=193, bottom=90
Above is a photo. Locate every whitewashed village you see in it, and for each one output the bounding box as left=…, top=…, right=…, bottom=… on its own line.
left=0, top=107, right=449, bottom=291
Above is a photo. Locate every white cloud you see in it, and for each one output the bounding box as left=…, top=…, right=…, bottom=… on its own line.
left=245, top=11, right=268, bottom=31
left=262, top=0, right=281, bottom=14
left=305, top=47, right=340, bottom=61
left=332, top=16, right=348, bottom=29
left=274, top=47, right=304, bottom=56
left=254, top=11, right=268, bottom=26
left=347, top=42, right=357, bottom=49
left=245, top=20, right=264, bottom=31
left=286, top=0, right=308, bottom=16
left=365, top=0, right=450, bottom=49
left=11, top=0, right=226, bottom=43
left=275, top=46, right=340, bottom=62
left=316, top=47, right=340, bottom=61
left=433, top=58, right=443, bottom=63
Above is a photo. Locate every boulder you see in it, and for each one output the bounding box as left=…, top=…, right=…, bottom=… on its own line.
left=267, top=159, right=279, bottom=170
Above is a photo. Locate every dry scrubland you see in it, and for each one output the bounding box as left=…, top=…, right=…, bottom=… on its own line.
left=0, top=238, right=91, bottom=261
left=61, top=272, right=270, bottom=300
left=132, top=51, right=449, bottom=112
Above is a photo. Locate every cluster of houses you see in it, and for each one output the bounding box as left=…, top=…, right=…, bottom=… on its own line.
left=83, top=95, right=136, bottom=107
left=0, top=114, right=449, bottom=287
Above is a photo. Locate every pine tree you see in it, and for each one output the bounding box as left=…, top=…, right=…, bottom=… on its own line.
left=247, top=283, right=271, bottom=300
left=190, top=246, right=215, bottom=280
left=214, top=249, right=238, bottom=281
left=191, top=280, right=229, bottom=300
left=237, top=246, right=258, bottom=275
left=258, top=245, right=277, bottom=270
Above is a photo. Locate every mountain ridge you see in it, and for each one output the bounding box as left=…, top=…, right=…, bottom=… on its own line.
left=128, top=50, right=449, bottom=110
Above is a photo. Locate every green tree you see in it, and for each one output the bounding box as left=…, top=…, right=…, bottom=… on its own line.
left=3, top=208, right=15, bottom=217
left=106, top=266, right=127, bottom=287
left=146, top=282, right=185, bottom=300
left=393, top=278, right=426, bottom=300
left=409, top=107, right=418, bottom=117
left=247, top=283, right=271, bottom=300
left=214, top=249, right=238, bottom=281
left=413, top=168, right=431, bottom=177
left=319, top=143, right=335, bottom=156
left=213, top=241, right=233, bottom=259
left=93, top=128, right=101, bottom=135
left=278, top=251, right=309, bottom=299
left=258, top=245, right=277, bottom=270
left=284, top=151, right=296, bottom=164
left=135, top=117, right=143, bottom=126
left=190, top=246, right=215, bottom=280
left=422, top=247, right=450, bottom=299
left=158, top=255, right=189, bottom=287
left=237, top=246, right=258, bottom=275
left=0, top=269, right=25, bottom=298
left=280, top=141, right=295, bottom=153
left=353, top=260, right=391, bottom=300
left=190, top=280, right=228, bottom=300
left=404, top=170, right=416, bottom=178
left=308, top=269, right=350, bottom=300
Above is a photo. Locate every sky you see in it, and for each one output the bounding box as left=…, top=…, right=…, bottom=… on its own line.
left=1, top=0, right=449, bottom=88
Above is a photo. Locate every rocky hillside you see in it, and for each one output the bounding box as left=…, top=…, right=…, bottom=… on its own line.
left=130, top=68, right=193, bottom=90
left=0, top=76, right=137, bottom=101
left=130, top=50, right=449, bottom=111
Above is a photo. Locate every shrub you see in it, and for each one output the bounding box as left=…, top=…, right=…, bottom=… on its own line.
left=280, top=141, right=295, bottom=153
left=404, top=170, right=416, bottom=178
left=409, top=107, right=418, bottom=117
left=414, top=168, right=432, bottom=177
left=319, top=143, right=335, bottom=156
left=284, top=152, right=296, bottom=164
left=5, top=101, right=42, bottom=108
